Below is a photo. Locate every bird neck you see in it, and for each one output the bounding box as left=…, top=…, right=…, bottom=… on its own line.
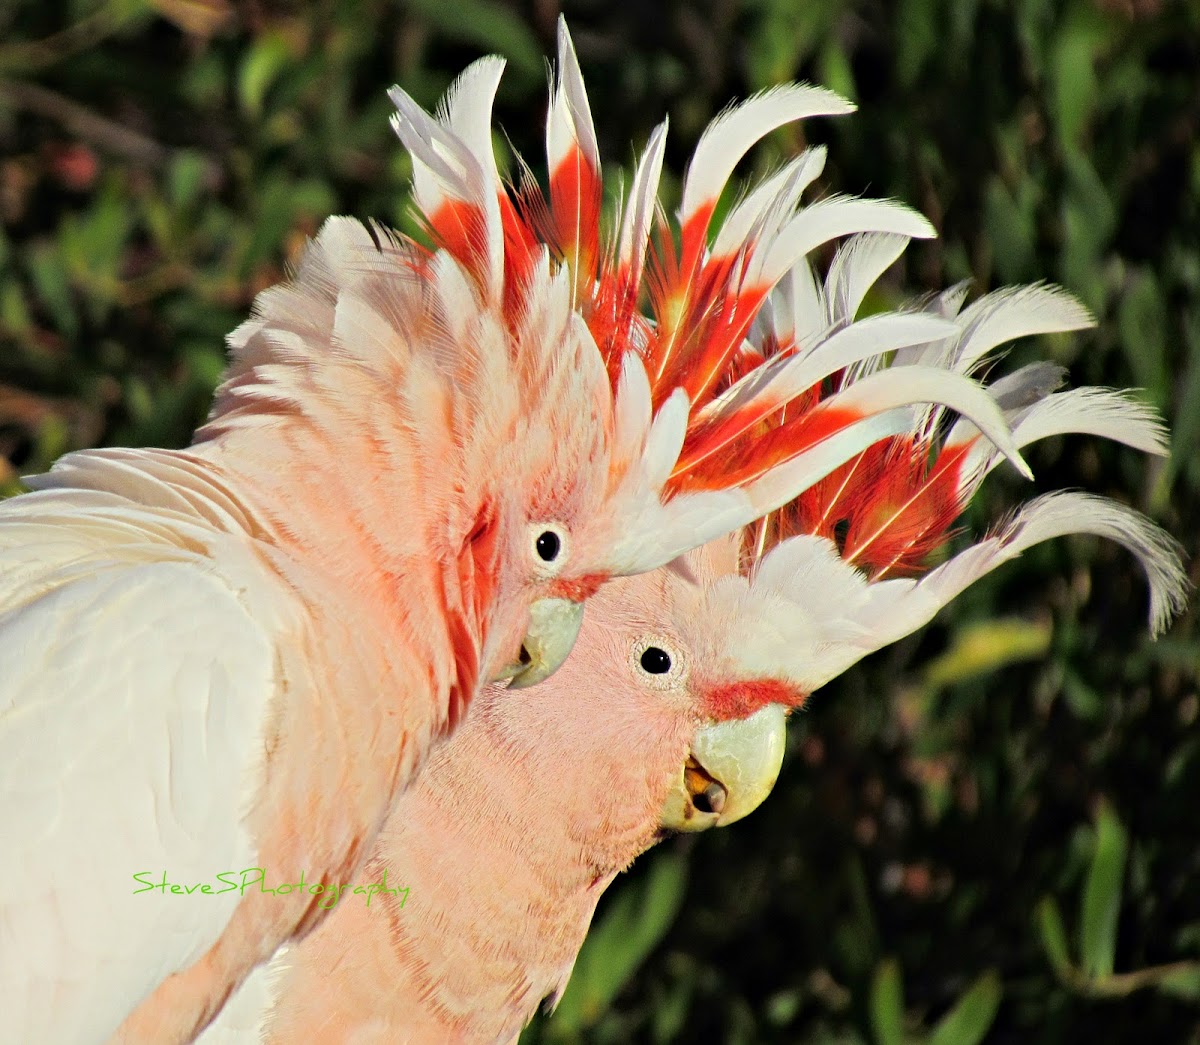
left=262, top=687, right=692, bottom=1043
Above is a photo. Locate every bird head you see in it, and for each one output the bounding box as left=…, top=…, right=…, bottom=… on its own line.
left=566, top=225, right=1190, bottom=841
left=384, top=19, right=1038, bottom=693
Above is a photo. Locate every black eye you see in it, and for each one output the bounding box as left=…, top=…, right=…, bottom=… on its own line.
left=535, top=530, right=561, bottom=563
left=640, top=647, right=672, bottom=674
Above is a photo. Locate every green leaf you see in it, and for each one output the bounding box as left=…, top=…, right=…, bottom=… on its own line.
left=1036, top=896, right=1074, bottom=978
left=239, top=31, right=293, bottom=118
left=169, top=150, right=210, bottom=212
left=64, top=179, right=135, bottom=324
left=928, top=970, right=1003, bottom=1045
left=1062, top=668, right=1104, bottom=721
left=894, top=0, right=938, bottom=87
left=1051, top=6, right=1105, bottom=148
left=984, top=174, right=1036, bottom=282
left=239, top=172, right=297, bottom=277
left=547, top=851, right=688, bottom=1035
left=1079, top=803, right=1129, bottom=980
left=1156, top=965, right=1200, bottom=1001
left=922, top=618, right=1052, bottom=692
left=288, top=179, right=337, bottom=219
left=1060, top=147, right=1117, bottom=312
left=869, top=959, right=905, bottom=1045
left=817, top=38, right=856, bottom=104
left=27, top=243, right=78, bottom=339
left=651, top=970, right=697, bottom=1042
left=1159, top=309, right=1200, bottom=505
left=1117, top=268, right=1168, bottom=408
left=1, top=278, right=33, bottom=336
left=744, top=0, right=829, bottom=89
left=403, top=0, right=545, bottom=80
left=1015, top=0, right=1057, bottom=75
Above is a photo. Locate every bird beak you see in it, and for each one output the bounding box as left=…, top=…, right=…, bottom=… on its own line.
left=659, top=704, right=787, bottom=832
left=499, top=597, right=586, bottom=689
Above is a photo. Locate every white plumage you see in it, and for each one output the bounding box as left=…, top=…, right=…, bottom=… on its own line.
left=0, top=465, right=293, bottom=1043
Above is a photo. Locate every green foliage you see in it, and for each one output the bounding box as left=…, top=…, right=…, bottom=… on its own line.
left=869, top=959, right=905, bottom=1045
left=866, top=959, right=1002, bottom=1045
left=1033, top=806, right=1200, bottom=1003
left=1079, top=802, right=1129, bottom=980
left=2, top=0, right=1198, bottom=1042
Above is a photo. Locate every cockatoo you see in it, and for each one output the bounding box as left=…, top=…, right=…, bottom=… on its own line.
left=0, top=19, right=1035, bottom=1045
left=197, top=241, right=1187, bottom=1044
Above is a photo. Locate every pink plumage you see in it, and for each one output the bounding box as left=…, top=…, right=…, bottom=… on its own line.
left=0, top=18, right=1043, bottom=1045
left=200, top=224, right=1185, bottom=1044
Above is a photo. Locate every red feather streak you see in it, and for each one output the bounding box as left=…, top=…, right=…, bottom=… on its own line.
left=549, top=147, right=602, bottom=295
left=669, top=402, right=864, bottom=493
left=703, top=678, right=807, bottom=721
left=427, top=199, right=488, bottom=288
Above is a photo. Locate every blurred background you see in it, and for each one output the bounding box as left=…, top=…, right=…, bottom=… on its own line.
left=1, top=0, right=1198, bottom=1041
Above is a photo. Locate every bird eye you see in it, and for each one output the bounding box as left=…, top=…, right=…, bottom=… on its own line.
left=632, top=637, right=686, bottom=688
left=535, top=530, right=561, bottom=563
left=529, top=522, right=569, bottom=575
left=640, top=647, right=672, bottom=674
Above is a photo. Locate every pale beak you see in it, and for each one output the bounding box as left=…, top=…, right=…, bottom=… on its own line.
left=659, top=704, right=787, bottom=832
left=501, top=597, right=586, bottom=689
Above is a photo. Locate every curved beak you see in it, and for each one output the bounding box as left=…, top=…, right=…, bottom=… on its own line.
left=659, top=704, right=787, bottom=832
left=495, top=597, right=586, bottom=689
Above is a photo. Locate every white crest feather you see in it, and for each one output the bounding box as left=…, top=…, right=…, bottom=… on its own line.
left=753, top=195, right=936, bottom=290
left=680, top=84, right=854, bottom=228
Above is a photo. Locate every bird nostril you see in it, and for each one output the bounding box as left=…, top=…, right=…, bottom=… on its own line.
left=518, top=645, right=531, bottom=666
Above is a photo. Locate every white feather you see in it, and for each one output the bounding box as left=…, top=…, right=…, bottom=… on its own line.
left=741, top=409, right=913, bottom=516
left=547, top=17, right=600, bottom=175
left=607, top=407, right=915, bottom=574
left=820, top=364, right=1033, bottom=479
left=615, top=122, right=668, bottom=281
left=440, top=57, right=506, bottom=295
left=953, top=283, right=1094, bottom=374
left=642, top=388, right=691, bottom=491
left=711, top=147, right=828, bottom=259
left=753, top=195, right=935, bottom=290
left=780, top=258, right=825, bottom=348
left=952, top=387, right=1170, bottom=492
left=680, top=83, right=854, bottom=228
left=432, top=248, right=483, bottom=348
left=824, top=232, right=911, bottom=325
left=699, top=312, right=963, bottom=429
left=1007, top=387, right=1169, bottom=456
left=0, top=506, right=284, bottom=1043
left=858, top=492, right=1188, bottom=642
left=611, top=350, right=654, bottom=474
left=727, top=492, right=1186, bottom=694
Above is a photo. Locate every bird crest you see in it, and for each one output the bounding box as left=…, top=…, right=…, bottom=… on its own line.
left=688, top=242, right=1187, bottom=720
left=386, top=18, right=1034, bottom=575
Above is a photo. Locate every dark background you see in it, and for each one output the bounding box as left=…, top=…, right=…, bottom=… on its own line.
left=1, top=1, right=1198, bottom=1042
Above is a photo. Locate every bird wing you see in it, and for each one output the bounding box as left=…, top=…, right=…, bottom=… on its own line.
left=0, top=530, right=279, bottom=1044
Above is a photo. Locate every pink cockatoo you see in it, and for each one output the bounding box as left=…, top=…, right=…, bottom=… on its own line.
left=0, top=19, right=1036, bottom=1045
left=197, top=239, right=1186, bottom=1044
